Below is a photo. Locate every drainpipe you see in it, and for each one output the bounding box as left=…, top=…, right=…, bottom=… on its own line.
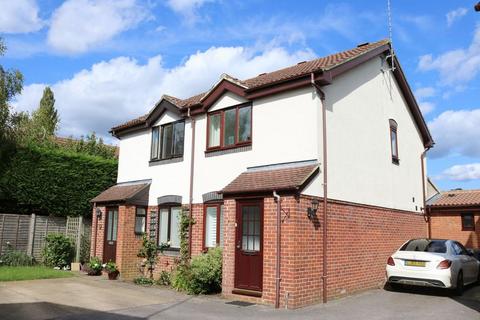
left=311, top=73, right=328, bottom=303
left=188, top=107, right=196, bottom=258
left=273, top=190, right=281, bottom=309
left=420, top=147, right=431, bottom=238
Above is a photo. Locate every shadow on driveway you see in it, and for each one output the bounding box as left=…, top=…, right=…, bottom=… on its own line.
left=386, top=283, right=480, bottom=313
left=0, top=302, right=144, bottom=320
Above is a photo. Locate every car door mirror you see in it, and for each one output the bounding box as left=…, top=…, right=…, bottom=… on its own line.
left=466, top=249, right=474, bottom=256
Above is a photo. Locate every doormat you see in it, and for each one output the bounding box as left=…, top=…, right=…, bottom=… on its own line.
left=225, top=301, right=255, bottom=307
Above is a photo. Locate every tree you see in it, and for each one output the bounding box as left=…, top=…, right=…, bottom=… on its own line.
left=32, top=87, right=59, bottom=137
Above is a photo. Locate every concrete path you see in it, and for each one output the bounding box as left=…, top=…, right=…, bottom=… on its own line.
left=0, top=275, right=478, bottom=319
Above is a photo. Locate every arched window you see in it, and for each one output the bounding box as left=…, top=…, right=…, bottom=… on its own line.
left=389, top=119, right=399, bottom=164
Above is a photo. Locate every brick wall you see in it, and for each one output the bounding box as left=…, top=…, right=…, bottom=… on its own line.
left=222, top=196, right=426, bottom=309
left=430, top=212, right=480, bottom=248
left=90, top=206, right=105, bottom=259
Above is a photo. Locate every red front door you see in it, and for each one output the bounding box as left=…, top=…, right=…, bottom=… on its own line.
left=234, top=200, right=263, bottom=293
left=103, top=207, right=118, bottom=263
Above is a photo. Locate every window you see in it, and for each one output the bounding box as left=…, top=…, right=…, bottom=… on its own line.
left=452, top=241, right=468, bottom=256
left=389, top=119, right=399, bottom=164
left=135, top=207, right=147, bottom=234
left=158, top=206, right=181, bottom=249
left=399, top=239, right=447, bottom=253
left=461, top=213, right=475, bottom=231
left=150, top=120, right=185, bottom=160
left=207, top=104, right=252, bottom=150
left=204, top=204, right=224, bottom=249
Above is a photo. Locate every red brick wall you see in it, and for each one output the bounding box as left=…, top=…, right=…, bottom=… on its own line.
left=90, top=206, right=105, bottom=259
left=116, top=205, right=144, bottom=279
left=221, top=196, right=427, bottom=309
left=430, top=212, right=480, bottom=248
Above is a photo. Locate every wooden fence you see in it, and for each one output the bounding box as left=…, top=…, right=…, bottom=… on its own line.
left=0, top=213, right=91, bottom=262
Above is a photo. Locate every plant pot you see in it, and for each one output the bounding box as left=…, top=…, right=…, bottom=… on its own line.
left=108, top=271, right=119, bottom=280
left=71, top=262, right=81, bottom=272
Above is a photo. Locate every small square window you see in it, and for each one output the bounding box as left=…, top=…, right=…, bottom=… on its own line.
left=135, top=207, right=147, bottom=234
left=461, top=213, right=475, bottom=231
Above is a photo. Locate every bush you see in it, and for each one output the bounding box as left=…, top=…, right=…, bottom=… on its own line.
left=0, top=244, right=35, bottom=266
left=172, top=247, right=222, bottom=295
left=134, top=276, right=155, bottom=285
left=87, top=256, right=102, bottom=275
left=42, top=234, right=74, bottom=268
left=157, top=270, right=171, bottom=286
left=79, top=234, right=90, bottom=264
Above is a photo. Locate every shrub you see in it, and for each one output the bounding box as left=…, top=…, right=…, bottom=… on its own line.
left=79, top=234, right=90, bottom=264
left=134, top=276, right=155, bottom=285
left=105, top=261, right=118, bottom=273
left=172, top=247, right=222, bottom=295
left=87, top=256, right=102, bottom=275
left=42, top=234, right=74, bottom=268
left=0, top=243, right=35, bottom=266
left=157, top=270, right=171, bottom=286
left=137, top=234, right=158, bottom=279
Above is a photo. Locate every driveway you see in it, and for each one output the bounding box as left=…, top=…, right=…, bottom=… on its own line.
left=0, top=275, right=478, bottom=319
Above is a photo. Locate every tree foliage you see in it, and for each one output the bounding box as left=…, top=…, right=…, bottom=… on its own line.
left=33, top=86, right=59, bottom=137
left=0, top=144, right=117, bottom=216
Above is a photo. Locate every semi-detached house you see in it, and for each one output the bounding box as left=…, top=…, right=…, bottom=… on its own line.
left=91, top=39, right=434, bottom=308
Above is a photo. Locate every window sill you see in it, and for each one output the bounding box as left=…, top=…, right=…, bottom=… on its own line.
left=158, top=248, right=180, bottom=257
left=205, top=143, right=252, bottom=157
left=462, top=227, right=475, bottom=232
left=149, top=156, right=183, bottom=166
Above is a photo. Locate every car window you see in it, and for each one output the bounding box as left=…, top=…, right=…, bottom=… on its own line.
left=452, top=242, right=468, bottom=255
left=400, top=239, right=447, bottom=253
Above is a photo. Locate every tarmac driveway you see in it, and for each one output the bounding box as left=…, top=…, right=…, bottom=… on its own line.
left=0, top=275, right=478, bottom=319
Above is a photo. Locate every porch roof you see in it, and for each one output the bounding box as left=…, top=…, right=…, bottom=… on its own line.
left=91, top=180, right=151, bottom=205
left=427, top=189, right=480, bottom=208
left=221, top=162, right=319, bottom=195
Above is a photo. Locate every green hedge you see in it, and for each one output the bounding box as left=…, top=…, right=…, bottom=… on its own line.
left=0, top=144, right=117, bottom=216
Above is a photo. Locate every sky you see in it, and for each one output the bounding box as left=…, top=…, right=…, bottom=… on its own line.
left=0, top=0, right=479, bottom=191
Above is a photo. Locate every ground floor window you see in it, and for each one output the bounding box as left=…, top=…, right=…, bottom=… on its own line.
left=135, top=207, right=147, bottom=234
left=461, top=213, right=475, bottom=231
left=158, top=206, right=181, bottom=249
left=204, top=204, right=224, bottom=249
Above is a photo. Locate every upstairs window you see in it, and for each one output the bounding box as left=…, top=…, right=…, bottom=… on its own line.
left=207, top=104, right=252, bottom=150
left=461, top=213, right=475, bottom=231
left=389, top=119, right=399, bottom=165
left=151, top=120, right=185, bottom=160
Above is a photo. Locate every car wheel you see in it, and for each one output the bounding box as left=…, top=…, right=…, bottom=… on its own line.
left=455, top=271, right=464, bottom=296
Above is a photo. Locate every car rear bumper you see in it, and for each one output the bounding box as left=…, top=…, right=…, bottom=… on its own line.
left=388, top=276, right=446, bottom=287
left=386, top=266, right=453, bottom=288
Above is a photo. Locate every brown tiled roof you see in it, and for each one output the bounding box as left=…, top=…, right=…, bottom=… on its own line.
left=428, top=189, right=480, bottom=207
left=112, top=40, right=390, bottom=132
left=91, top=182, right=150, bottom=203
left=221, top=163, right=319, bottom=194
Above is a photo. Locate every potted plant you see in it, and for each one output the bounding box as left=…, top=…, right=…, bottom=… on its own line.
left=87, top=256, right=102, bottom=276
left=105, top=261, right=119, bottom=280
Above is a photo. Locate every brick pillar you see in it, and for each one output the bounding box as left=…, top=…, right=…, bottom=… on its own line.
left=90, top=206, right=106, bottom=260
left=221, top=199, right=236, bottom=295
left=116, top=205, right=143, bottom=280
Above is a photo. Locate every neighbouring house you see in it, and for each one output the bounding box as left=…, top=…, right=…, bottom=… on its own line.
left=427, top=188, right=480, bottom=249
left=90, top=39, right=434, bottom=308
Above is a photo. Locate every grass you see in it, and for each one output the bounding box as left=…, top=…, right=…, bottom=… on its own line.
left=0, top=266, right=75, bottom=282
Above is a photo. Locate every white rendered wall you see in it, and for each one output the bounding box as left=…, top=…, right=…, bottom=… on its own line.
left=303, top=57, right=427, bottom=212
left=117, top=110, right=192, bottom=204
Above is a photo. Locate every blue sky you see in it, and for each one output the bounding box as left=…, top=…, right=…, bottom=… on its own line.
left=1, top=0, right=480, bottom=191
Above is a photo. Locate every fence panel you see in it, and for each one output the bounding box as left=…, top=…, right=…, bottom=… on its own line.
left=0, top=213, right=91, bottom=262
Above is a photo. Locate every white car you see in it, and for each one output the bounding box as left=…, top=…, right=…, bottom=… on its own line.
left=386, top=239, right=480, bottom=295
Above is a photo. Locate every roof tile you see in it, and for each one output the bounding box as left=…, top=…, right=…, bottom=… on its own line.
left=428, top=189, right=480, bottom=207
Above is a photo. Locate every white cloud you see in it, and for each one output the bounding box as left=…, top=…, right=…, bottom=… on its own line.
left=0, top=0, right=43, bottom=33
left=13, top=46, right=314, bottom=141
left=440, top=163, right=480, bottom=181
left=166, top=0, right=214, bottom=24
left=415, top=86, right=436, bottom=99
left=418, top=101, right=435, bottom=115
left=446, top=7, right=468, bottom=27
left=47, top=0, right=149, bottom=54
left=418, top=25, right=480, bottom=86
left=428, top=109, right=480, bottom=158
